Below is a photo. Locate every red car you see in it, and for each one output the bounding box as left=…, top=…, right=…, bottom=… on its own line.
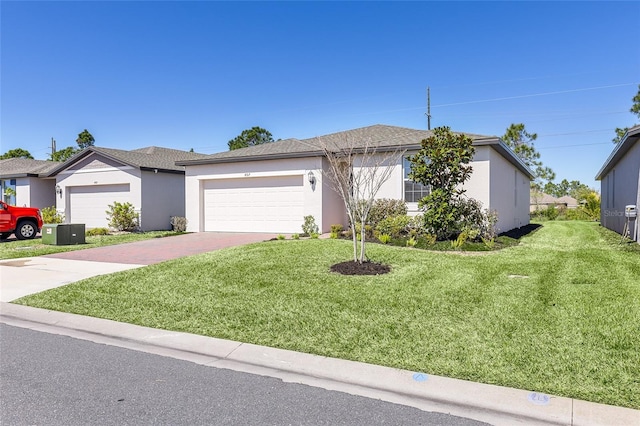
left=0, top=201, right=44, bottom=240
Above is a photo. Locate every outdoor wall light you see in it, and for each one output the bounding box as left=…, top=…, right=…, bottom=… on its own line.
left=307, top=171, right=316, bottom=185
left=55, top=185, right=62, bottom=195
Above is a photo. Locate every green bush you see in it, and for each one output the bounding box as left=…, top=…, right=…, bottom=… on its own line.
left=86, top=227, right=109, bottom=236
left=106, top=201, right=139, bottom=231
left=375, top=215, right=411, bottom=238
left=302, top=215, right=319, bottom=235
left=277, top=234, right=286, bottom=240
left=367, top=199, right=408, bottom=227
left=41, top=206, right=64, bottom=224
left=378, top=233, right=392, bottom=244
left=330, top=224, right=343, bottom=239
left=292, top=233, right=300, bottom=240
left=544, top=205, right=559, bottom=221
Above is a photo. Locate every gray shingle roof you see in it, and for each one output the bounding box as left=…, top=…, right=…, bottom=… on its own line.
left=47, top=146, right=210, bottom=176
left=177, top=124, right=498, bottom=165
left=0, top=158, right=61, bottom=178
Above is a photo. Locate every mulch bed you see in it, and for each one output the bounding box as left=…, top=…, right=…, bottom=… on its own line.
left=330, top=260, right=391, bottom=276
left=498, top=223, right=542, bottom=239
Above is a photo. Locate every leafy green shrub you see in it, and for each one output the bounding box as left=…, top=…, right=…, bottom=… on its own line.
left=367, top=199, right=408, bottom=227
left=292, top=233, right=300, bottom=240
left=543, top=205, right=559, bottom=221
left=310, top=232, right=319, bottom=239
left=375, top=215, right=411, bottom=238
left=170, top=216, right=188, bottom=232
left=277, top=234, right=286, bottom=240
left=406, top=236, right=417, bottom=247
left=355, top=223, right=374, bottom=240
left=378, top=233, right=392, bottom=244
left=330, top=224, right=343, bottom=239
left=423, top=233, right=437, bottom=246
left=565, top=208, right=592, bottom=221
left=41, top=206, right=64, bottom=224
left=86, top=227, right=109, bottom=236
left=482, top=236, right=496, bottom=250
left=302, top=215, right=319, bottom=235
left=106, top=201, right=139, bottom=231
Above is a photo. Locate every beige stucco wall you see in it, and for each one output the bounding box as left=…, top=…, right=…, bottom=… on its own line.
left=15, top=177, right=56, bottom=209
left=600, top=141, right=640, bottom=238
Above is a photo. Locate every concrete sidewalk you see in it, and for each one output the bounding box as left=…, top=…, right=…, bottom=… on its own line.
left=1, top=302, right=637, bottom=426
left=0, top=257, right=144, bottom=302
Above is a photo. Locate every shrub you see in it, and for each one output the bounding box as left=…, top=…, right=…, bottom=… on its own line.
left=170, top=216, right=188, bottom=232
left=330, top=224, right=343, bottom=239
left=302, top=215, right=319, bottom=235
left=310, top=232, right=319, bottom=239
left=86, top=227, right=109, bottom=236
left=423, top=233, right=437, bottom=246
left=543, top=205, right=559, bottom=221
left=482, top=236, right=496, bottom=250
left=375, top=215, right=411, bottom=238
left=41, top=206, right=64, bottom=224
left=367, top=199, right=408, bottom=227
left=378, top=233, right=392, bottom=244
left=106, top=201, right=139, bottom=231
left=277, top=234, right=285, bottom=240
left=406, top=236, right=417, bottom=247
left=292, top=233, right=300, bottom=240
left=355, top=223, right=374, bottom=240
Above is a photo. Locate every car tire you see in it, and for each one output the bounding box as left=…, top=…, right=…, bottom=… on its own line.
left=15, top=221, right=37, bottom=240
left=0, top=232, right=11, bottom=240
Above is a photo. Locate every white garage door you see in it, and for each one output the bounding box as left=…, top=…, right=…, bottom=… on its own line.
left=203, top=175, right=304, bottom=233
left=69, top=184, right=131, bottom=228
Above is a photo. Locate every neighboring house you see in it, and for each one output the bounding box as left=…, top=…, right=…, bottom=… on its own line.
left=0, top=158, right=60, bottom=208
left=46, top=146, right=209, bottom=231
left=595, top=125, right=640, bottom=241
left=177, top=125, right=533, bottom=234
left=529, top=192, right=579, bottom=212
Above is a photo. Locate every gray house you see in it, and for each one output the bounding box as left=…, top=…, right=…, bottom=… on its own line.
left=0, top=158, right=60, bottom=208
left=46, top=146, right=209, bottom=231
left=595, top=125, right=640, bottom=241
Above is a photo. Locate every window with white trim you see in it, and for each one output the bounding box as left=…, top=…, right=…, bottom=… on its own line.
left=403, top=157, right=430, bottom=203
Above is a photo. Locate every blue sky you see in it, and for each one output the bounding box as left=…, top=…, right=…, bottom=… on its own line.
left=2, top=1, right=639, bottom=189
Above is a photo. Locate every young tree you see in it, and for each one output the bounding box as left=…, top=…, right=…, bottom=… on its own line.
left=502, top=123, right=555, bottom=186
left=76, top=129, right=95, bottom=149
left=228, top=127, right=274, bottom=150
left=408, top=126, right=475, bottom=240
left=0, top=148, right=33, bottom=159
left=320, top=136, right=404, bottom=264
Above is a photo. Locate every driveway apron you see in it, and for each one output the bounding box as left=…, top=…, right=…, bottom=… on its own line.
left=43, top=232, right=278, bottom=265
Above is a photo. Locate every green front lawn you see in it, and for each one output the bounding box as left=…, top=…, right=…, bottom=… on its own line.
left=0, top=231, right=184, bottom=259
left=14, top=221, right=640, bottom=408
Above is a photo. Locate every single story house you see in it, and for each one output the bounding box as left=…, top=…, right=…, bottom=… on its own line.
left=0, top=158, right=60, bottom=208
left=46, top=146, right=209, bottom=231
left=530, top=192, right=579, bottom=212
left=177, top=125, right=534, bottom=234
left=595, top=125, right=640, bottom=241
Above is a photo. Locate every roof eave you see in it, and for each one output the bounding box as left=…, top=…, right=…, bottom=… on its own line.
left=595, top=125, right=640, bottom=180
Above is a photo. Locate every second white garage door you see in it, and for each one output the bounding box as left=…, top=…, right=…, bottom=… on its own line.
left=69, top=184, right=131, bottom=229
left=203, top=175, right=304, bottom=233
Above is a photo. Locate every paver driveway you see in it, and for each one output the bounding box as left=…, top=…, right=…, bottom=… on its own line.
left=44, top=232, right=278, bottom=265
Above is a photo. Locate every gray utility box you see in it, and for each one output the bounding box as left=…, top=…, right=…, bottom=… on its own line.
left=42, top=224, right=86, bottom=245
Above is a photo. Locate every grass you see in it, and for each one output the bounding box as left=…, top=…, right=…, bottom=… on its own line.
left=0, top=231, right=184, bottom=259
left=14, top=221, right=640, bottom=409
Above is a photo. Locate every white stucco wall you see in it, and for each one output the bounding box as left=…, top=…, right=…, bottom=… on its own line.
left=140, top=171, right=186, bottom=231
left=15, top=177, right=56, bottom=209
left=488, top=148, right=530, bottom=233
left=55, top=154, right=142, bottom=226
left=184, top=157, right=326, bottom=233
left=600, top=141, right=640, bottom=237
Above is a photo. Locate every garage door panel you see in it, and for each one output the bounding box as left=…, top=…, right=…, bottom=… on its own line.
left=69, top=184, right=131, bottom=228
left=203, top=176, right=304, bottom=233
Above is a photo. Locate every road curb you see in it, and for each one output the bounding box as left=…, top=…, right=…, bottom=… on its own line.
left=1, top=302, right=638, bottom=426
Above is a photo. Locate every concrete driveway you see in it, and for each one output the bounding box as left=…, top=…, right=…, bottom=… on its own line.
left=0, top=232, right=276, bottom=302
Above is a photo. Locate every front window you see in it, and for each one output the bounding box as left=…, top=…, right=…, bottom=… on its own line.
left=403, top=157, right=430, bottom=203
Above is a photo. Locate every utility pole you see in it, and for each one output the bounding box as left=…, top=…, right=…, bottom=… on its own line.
left=425, top=86, right=431, bottom=130
left=51, top=137, right=56, bottom=157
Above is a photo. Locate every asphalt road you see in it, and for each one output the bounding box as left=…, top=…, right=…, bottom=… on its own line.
left=0, top=324, right=489, bottom=426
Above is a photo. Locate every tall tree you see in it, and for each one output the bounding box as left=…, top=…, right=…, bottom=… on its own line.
left=408, top=126, right=475, bottom=240
left=320, top=136, right=403, bottom=264
left=0, top=148, right=34, bottom=159
left=502, top=123, right=555, bottom=187
left=612, top=85, right=640, bottom=143
left=76, top=129, right=95, bottom=149
left=49, top=146, right=76, bottom=162
left=228, top=127, right=274, bottom=150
